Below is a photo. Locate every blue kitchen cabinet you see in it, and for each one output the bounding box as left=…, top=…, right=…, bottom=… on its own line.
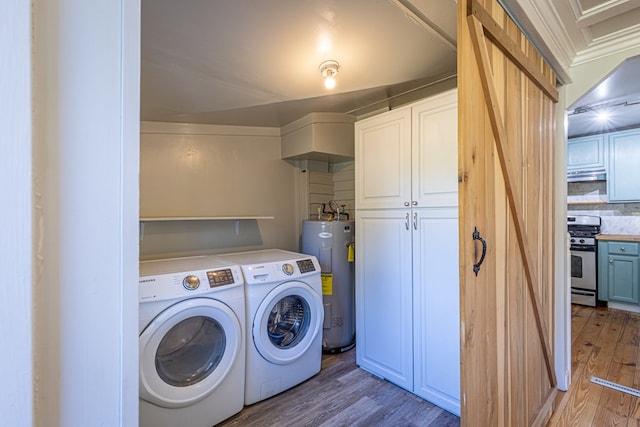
left=598, top=240, right=640, bottom=304
left=567, top=134, right=606, bottom=172
left=608, top=128, right=640, bottom=202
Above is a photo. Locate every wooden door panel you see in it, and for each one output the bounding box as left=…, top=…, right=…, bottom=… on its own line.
left=458, top=0, right=558, bottom=425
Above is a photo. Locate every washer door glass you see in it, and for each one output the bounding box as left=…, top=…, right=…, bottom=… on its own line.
left=155, top=316, right=226, bottom=387
left=253, top=281, right=323, bottom=365
left=267, top=295, right=310, bottom=349
left=139, top=298, right=242, bottom=408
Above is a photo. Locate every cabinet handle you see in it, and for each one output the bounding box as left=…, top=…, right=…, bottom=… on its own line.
left=413, top=212, right=417, bottom=230
left=412, top=201, right=418, bottom=206
left=621, top=247, right=626, bottom=252
left=405, top=212, right=410, bottom=230
left=404, top=202, right=410, bottom=207
left=472, top=226, right=487, bottom=277
left=610, top=259, right=613, bottom=263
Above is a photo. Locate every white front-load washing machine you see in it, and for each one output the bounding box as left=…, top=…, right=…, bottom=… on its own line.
left=218, top=249, right=323, bottom=405
left=138, top=255, right=245, bottom=427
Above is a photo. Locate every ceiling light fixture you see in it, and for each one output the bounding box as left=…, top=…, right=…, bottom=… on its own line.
left=319, top=60, right=339, bottom=89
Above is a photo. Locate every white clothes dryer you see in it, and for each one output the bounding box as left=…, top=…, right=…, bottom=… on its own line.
left=218, top=249, right=323, bottom=405
left=138, top=255, right=245, bottom=427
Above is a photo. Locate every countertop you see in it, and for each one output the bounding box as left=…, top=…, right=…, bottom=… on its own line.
left=597, top=234, right=640, bottom=242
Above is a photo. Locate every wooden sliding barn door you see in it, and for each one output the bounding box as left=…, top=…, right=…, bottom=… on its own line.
left=458, top=0, right=558, bottom=425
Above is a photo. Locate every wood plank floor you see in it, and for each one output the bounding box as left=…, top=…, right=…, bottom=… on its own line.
left=217, top=348, right=460, bottom=427
left=550, top=305, right=640, bottom=426
left=218, top=305, right=640, bottom=426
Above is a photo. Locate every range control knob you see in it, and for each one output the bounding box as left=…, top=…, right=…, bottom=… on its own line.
left=282, top=264, right=294, bottom=275
left=183, top=275, right=200, bottom=290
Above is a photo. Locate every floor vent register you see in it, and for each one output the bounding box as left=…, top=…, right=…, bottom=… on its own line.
left=590, top=377, right=640, bottom=398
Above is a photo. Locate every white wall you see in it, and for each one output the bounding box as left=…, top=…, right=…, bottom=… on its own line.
left=32, top=1, right=139, bottom=426
left=140, top=122, right=299, bottom=258
left=1, top=1, right=33, bottom=425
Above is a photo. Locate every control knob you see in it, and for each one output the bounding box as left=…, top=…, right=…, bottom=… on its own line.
left=282, top=264, right=294, bottom=275
left=183, top=275, right=200, bottom=290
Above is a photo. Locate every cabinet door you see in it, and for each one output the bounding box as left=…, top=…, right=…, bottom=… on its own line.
left=607, top=255, right=639, bottom=304
left=597, top=241, right=610, bottom=301
left=412, top=208, right=460, bottom=415
left=355, top=107, right=411, bottom=209
left=566, top=134, right=605, bottom=172
left=355, top=210, right=413, bottom=390
left=412, top=89, right=458, bottom=208
left=608, top=129, right=640, bottom=202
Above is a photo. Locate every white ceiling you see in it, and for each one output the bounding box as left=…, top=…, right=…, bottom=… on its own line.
left=141, top=0, right=457, bottom=127
left=141, top=0, right=640, bottom=132
left=504, top=0, right=640, bottom=69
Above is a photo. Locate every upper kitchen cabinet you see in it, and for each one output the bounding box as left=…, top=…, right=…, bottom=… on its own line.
left=608, top=128, right=640, bottom=202
left=567, top=134, right=606, bottom=173
left=355, top=90, right=458, bottom=210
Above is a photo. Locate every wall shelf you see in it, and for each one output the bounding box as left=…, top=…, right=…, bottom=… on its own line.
left=139, top=216, right=274, bottom=239
left=139, top=216, right=274, bottom=221
left=567, top=201, right=607, bottom=205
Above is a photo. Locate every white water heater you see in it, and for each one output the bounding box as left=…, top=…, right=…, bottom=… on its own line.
left=301, top=220, right=355, bottom=353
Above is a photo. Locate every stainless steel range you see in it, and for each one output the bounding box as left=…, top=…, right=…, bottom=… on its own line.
left=568, top=215, right=601, bottom=306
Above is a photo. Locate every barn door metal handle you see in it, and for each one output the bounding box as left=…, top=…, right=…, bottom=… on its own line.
left=472, top=227, right=487, bottom=276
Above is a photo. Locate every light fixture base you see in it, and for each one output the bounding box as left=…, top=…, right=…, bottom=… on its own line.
left=319, top=60, right=339, bottom=78
left=319, top=60, right=339, bottom=89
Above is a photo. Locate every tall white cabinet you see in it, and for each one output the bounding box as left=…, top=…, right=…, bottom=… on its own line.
left=354, top=89, right=460, bottom=415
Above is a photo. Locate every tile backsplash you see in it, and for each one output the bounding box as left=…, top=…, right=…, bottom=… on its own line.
left=568, top=180, right=640, bottom=235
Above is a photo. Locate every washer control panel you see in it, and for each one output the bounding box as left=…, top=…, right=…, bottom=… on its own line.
left=240, top=257, right=320, bottom=284
left=206, top=268, right=235, bottom=287
left=139, top=264, right=243, bottom=301
left=296, top=259, right=316, bottom=273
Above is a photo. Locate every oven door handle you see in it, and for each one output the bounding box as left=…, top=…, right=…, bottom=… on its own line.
left=472, top=226, right=487, bottom=277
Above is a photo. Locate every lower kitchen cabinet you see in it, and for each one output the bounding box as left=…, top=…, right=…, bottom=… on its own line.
left=355, top=208, right=460, bottom=415
left=598, top=240, right=640, bottom=304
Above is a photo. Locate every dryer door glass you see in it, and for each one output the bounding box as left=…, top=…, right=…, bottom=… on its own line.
left=267, top=296, right=311, bottom=348
left=155, top=316, right=226, bottom=387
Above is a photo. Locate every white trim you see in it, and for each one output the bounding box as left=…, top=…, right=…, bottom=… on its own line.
left=572, top=33, right=640, bottom=66
left=607, top=301, right=640, bottom=314
left=140, top=120, right=281, bottom=136
left=1, top=1, right=33, bottom=425
left=121, top=0, right=141, bottom=423
left=555, top=87, right=571, bottom=392
left=32, top=0, right=140, bottom=425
